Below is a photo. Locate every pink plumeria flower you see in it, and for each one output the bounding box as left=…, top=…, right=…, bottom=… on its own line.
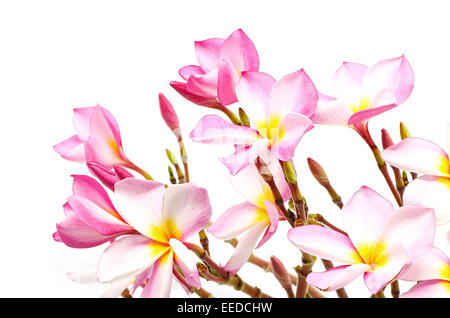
left=381, top=137, right=450, bottom=224
left=170, top=29, right=259, bottom=107
left=287, top=186, right=435, bottom=294
left=97, top=179, right=212, bottom=298
left=54, top=105, right=131, bottom=169
left=400, top=247, right=450, bottom=298
left=311, top=55, right=414, bottom=128
left=54, top=175, right=135, bottom=248
left=190, top=69, right=317, bottom=175
left=208, top=155, right=290, bottom=275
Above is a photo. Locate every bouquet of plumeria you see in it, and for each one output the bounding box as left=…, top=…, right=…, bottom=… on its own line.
left=53, top=29, right=449, bottom=298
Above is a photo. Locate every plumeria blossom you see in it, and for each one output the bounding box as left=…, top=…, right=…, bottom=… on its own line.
left=400, top=247, right=450, bottom=298
left=97, top=179, right=212, bottom=298
left=287, top=186, right=435, bottom=294
left=208, top=155, right=290, bottom=275
left=190, top=69, right=317, bottom=175
left=54, top=175, right=135, bottom=248
left=54, top=105, right=132, bottom=169
left=381, top=137, right=450, bottom=224
left=311, top=55, right=414, bottom=128
left=170, top=29, right=259, bottom=107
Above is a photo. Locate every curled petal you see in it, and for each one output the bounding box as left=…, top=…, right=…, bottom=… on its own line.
left=141, top=250, right=174, bottom=298
left=169, top=238, right=201, bottom=289
left=186, top=71, right=219, bottom=100
left=170, top=81, right=220, bottom=107
left=347, top=101, right=397, bottom=126
left=53, top=135, right=85, bottom=162
left=381, top=137, right=450, bottom=177
left=307, top=264, right=370, bottom=292
left=219, top=140, right=270, bottom=176
left=179, top=65, right=205, bottom=81
left=256, top=200, right=279, bottom=248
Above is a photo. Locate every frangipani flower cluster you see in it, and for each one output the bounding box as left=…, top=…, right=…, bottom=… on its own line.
left=53, top=28, right=449, bottom=299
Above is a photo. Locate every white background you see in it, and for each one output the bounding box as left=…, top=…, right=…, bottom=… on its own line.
left=0, top=0, right=448, bottom=297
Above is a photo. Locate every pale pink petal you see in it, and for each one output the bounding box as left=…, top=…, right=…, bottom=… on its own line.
left=53, top=135, right=85, bottom=162
left=307, top=264, right=370, bottom=291
left=342, top=186, right=395, bottom=251
left=186, top=71, right=219, bottom=99
left=170, top=81, right=220, bottom=107
left=101, top=277, right=133, bottom=298
left=179, top=65, right=205, bottom=81
left=310, top=93, right=353, bottom=126
left=88, top=106, right=123, bottom=149
left=141, top=250, right=174, bottom=298
left=400, top=247, right=450, bottom=281
left=364, top=243, right=411, bottom=294
left=224, top=220, right=268, bottom=275
left=403, top=175, right=450, bottom=225
left=236, top=71, right=275, bottom=126
left=97, top=235, right=170, bottom=283
left=347, top=102, right=397, bottom=125
left=379, top=206, right=436, bottom=258
left=169, top=238, right=200, bottom=288
left=228, top=160, right=274, bottom=209
left=381, top=137, right=450, bottom=177
left=114, top=179, right=167, bottom=242
left=333, top=62, right=368, bottom=104
left=219, top=29, right=259, bottom=73
left=362, top=55, right=414, bottom=105
left=269, top=69, right=318, bottom=118
left=84, top=136, right=127, bottom=168
left=287, top=225, right=361, bottom=264
left=194, top=38, right=224, bottom=72
left=270, top=113, right=314, bottom=161
left=208, top=202, right=268, bottom=240
left=217, top=59, right=240, bottom=105
left=256, top=200, right=279, bottom=248
left=56, top=210, right=119, bottom=248
left=162, top=183, right=212, bottom=241
left=219, top=145, right=254, bottom=176
left=130, top=265, right=152, bottom=294
left=71, top=175, right=116, bottom=213
left=401, top=280, right=450, bottom=298
left=73, top=107, right=94, bottom=141
left=258, top=151, right=291, bottom=201
left=190, top=114, right=260, bottom=145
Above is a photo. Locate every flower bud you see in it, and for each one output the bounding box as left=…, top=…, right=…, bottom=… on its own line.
left=400, top=122, right=411, bottom=140
left=381, top=129, right=394, bottom=150
left=238, top=107, right=250, bottom=127
left=159, top=93, right=180, bottom=134
left=113, top=164, right=134, bottom=180
left=282, top=161, right=297, bottom=184
left=270, top=256, right=292, bottom=290
left=87, top=161, right=118, bottom=191
left=307, top=158, right=329, bottom=187
left=166, top=149, right=179, bottom=166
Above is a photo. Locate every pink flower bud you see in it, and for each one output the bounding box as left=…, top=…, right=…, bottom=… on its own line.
left=159, top=93, right=180, bottom=133
left=113, top=164, right=134, bottom=180
left=87, top=161, right=119, bottom=191
left=381, top=129, right=394, bottom=150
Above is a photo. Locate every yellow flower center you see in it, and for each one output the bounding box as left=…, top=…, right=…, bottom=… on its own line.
left=349, top=95, right=371, bottom=113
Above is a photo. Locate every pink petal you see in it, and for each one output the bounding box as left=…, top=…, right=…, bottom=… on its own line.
left=67, top=196, right=131, bottom=236
left=224, top=220, right=268, bottom=275
left=342, top=186, right=395, bottom=252
left=219, top=29, right=259, bottom=73
left=56, top=210, right=118, bottom=248
left=236, top=71, right=275, bottom=126
left=87, top=161, right=119, bottom=191
left=53, top=135, right=85, bottom=162
left=88, top=106, right=123, bottom=149
left=400, top=247, right=450, bottom=281
left=256, top=200, right=279, bottom=248
left=141, top=250, right=174, bottom=298
left=363, top=243, right=411, bottom=294
left=403, top=175, right=450, bottom=225
left=217, top=59, right=240, bottom=105
left=310, top=93, right=353, bottom=126
left=71, top=175, right=117, bottom=213
left=333, top=62, right=368, bottom=104
left=170, top=81, right=220, bottom=107
left=73, top=107, right=94, bottom=142
left=208, top=202, right=268, bottom=240
left=381, top=137, right=450, bottom=177
left=194, top=38, right=224, bottom=72
left=379, top=206, right=436, bottom=258
left=287, top=225, right=361, bottom=264
left=400, top=280, right=450, bottom=298
left=84, top=136, right=127, bottom=168
left=186, top=71, right=219, bottom=100
left=347, top=102, right=397, bottom=125
left=270, top=113, right=314, bottom=161
left=362, top=55, right=414, bottom=105
left=162, top=183, right=212, bottom=241
left=307, top=264, right=370, bottom=291
left=114, top=179, right=167, bottom=242
left=179, top=65, right=205, bottom=81
left=269, top=69, right=318, bottom=118
left=189, top=114, right=260, bottom=145
left=169, top=238, right=201, bottom=289
left=97, top=235, right=170, bottom=283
